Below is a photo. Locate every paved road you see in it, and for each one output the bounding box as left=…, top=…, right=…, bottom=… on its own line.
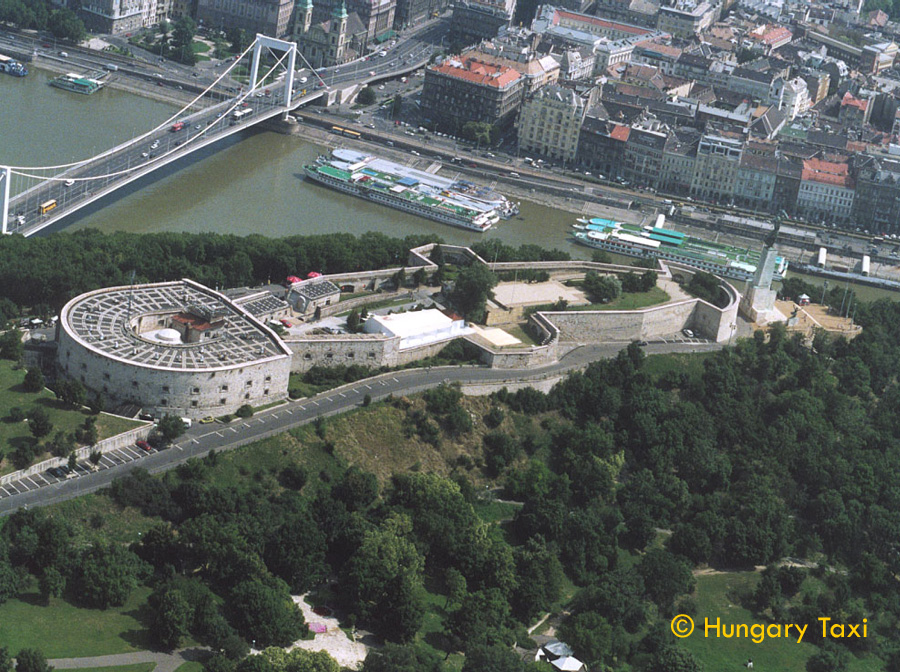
left=0, top=340, right=718, bottom=515
left=49, top=647, right=208, bottom=672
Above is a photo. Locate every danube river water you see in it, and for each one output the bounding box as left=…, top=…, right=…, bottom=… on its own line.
left=0, top=67, right=594, bottom=257
left=3, top=66, right=900, bottom=301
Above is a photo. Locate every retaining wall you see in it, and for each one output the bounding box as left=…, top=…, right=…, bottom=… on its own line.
left=0, top=419, right=152, bottom=487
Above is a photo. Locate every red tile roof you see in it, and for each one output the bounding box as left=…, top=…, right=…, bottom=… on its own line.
left=430, top=57, right=521, bottom=88
left=841, top=91, right=868, bottom=112
left=801, top=158, right=853, bottom=187
left=610, top=124, right=631, bottom=142
left=552, top=8, right=653, bottom=36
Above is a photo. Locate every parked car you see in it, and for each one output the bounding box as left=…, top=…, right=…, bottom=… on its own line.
left=136, top=440, right=152, bottom=452
left=682, top=328, right=694, bottom=338
left=200, top=416, right=215, bottom=424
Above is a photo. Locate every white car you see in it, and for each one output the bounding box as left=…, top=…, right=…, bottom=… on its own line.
left=141, top=152, right=150, bottom=158
left=64, top=179, right=75, bottom=187
left=682, top=328, right=694, bottom=338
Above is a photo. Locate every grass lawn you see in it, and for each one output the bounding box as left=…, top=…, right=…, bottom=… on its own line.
left=679, top=572, right=883, bottom=672
left=0, top=361, right=143, bottom=476
left=681, top=572, right=818, bottom=672
left=174, top=663, right=204, bottom=672
left=191, top=41, right=210, bottom=53
left=44, top=493, right=160, bottom=546
left=472, top=499, right=521, bottom=524
left=0, top=584, right=153, bottom=657
left=72, top=665, right=154, bottom=672
left=580, top=287, right=670, bottom=311
left=503, top=324, right=541, bottom=347
left=642, top=351, right=714, bottom=380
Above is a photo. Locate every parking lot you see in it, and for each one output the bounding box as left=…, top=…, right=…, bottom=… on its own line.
left=0, top=441, right=158, bottom=499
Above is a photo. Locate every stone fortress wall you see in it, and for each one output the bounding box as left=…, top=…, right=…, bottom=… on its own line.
left=56, top=246, right=740, bottom=417
left=57, top=280, right=292, bottom=420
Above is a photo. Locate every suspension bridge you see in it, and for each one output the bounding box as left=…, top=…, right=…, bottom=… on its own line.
left=0, top=31, right=436, bottom=237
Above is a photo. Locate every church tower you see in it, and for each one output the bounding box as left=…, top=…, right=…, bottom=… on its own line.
left=293, top=0, right=313, bottom=38
left=333, top=0, right=348, bottom=62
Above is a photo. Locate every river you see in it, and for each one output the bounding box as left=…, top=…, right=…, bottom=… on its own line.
left=3, top=66, right=900, bottom=302
left=1, top=66, right=595, bottom=256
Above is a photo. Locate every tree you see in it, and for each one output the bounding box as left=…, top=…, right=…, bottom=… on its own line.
left=0, top=330, right=23, bottom=361
left=67, top=452, right=76, bottom=473
left=172, top=16, right=198, bottom=65
left=0, top=647, right=13, bottom=672
left=236, top=405, right=254, bottom=419
left=0, top=559, right=22, bottom=605
left=28, top=407, right=52, bottom=440
left=227, top=27, right=248, bottom=53
left=445, top=568, right=467, bottom=608
left=89, top=450, right=102, bottom=466
left=49, top=431, right=74, bottom=459
left=72, top=544, right=143, bottom=608
left=56, top=379, right=86, bottom=408
left=22, top=368, right=44, bottom=393
left=647, top=646, right=702, bottom=672
left=39, top=567, right=65, bottom=602
left=450, top=264, right=498, bottom=322
left=47, top=8, right=85, bottom=42
left=158, top=414, right=186, bottom=442
left=14, top=650, right=52, bottom=672
left=391, top=94, right=403, bottom=119
left=149, top=586, right=192, bottom=650
left=358, top=87, right=377, bottom=105
left=347, top=309, right=361, bottom=332
left=461, top=121, right=493, bottom=148
left=342, top=514, right=425, bottom=641
left=638, top=548, right=695, bottom=615
left=557, top=612, right=623, bottom=668
left=583, top=272, right=621, bottom=303
left=361, top=643, right=443, bottom=672
left=461, top=644, right=522, bottom=672
left=591, top=250, right=612, bottom=264
left=228, top=579, right=306, bottom=648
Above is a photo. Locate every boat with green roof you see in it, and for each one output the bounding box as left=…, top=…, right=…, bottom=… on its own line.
left=573, top=216, right=787, bottom=282
left=304, top=149, right=501, bottom=232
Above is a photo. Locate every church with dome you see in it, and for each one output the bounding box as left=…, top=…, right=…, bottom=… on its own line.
left=292, top=0, right=370, bottom=68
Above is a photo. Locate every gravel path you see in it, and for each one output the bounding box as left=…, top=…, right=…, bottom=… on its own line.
left=49, top=647, right=209, bottom=672
left=287, top=594, right=368, bottom=668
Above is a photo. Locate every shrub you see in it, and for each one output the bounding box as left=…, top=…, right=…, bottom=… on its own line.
left=235, top=404, right=254, bottom=418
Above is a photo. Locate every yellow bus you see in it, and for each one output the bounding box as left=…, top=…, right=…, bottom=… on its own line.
left=331, top=125, right=346, bottom=135
left=38, top=199, right=57, bottom=215
left=342, top=128, right=361, bottom=139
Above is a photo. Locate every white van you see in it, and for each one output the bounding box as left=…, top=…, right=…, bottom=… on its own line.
left=105, top=63, right=119, bottom=71
left=180, top=417, right=193, bottom=428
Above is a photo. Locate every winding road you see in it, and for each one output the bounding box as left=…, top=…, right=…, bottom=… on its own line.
left=0, top=339, right=720, bottom=515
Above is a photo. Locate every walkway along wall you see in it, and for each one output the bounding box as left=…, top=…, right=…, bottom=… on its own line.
left=0, top=419, right=152, bottom=487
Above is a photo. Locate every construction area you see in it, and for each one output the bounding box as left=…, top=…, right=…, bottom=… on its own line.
left=772, top=300, right=862, bottom=340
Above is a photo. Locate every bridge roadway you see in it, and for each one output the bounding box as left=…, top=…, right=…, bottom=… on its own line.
left=0, top=339, right=720, bottom=515
left=8, top=22, right=446, bottom=236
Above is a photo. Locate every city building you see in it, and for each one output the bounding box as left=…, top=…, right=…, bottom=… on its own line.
left=659, top=130, right=698, bottom=193
left=593, top=0, right=659, bottom=28
left=346, top=0, right=396, bottom=41
left=656, top=1, right=717, bottom=38
left=775, top=77, right=810, bottom=120
left=449, top=0, right=516, bottom=43
left=293, top=0, right=367, bottom=68
left=796, top=157, right=855, bottom=223
left=518, top=84, right=588, bottom=162
left=196, top=0, right=294, bottom=37
left=363, top=309, right=472, bottom=349
left=733, top=153, right=778, bottom=212
left=80, top=0, right=158, bottom=34
left=853, top=155, right=900, bottom=234
left=394, top=0, right=448, bottom=29
left=576, top=114, right=630, bottom=176
left=466, top=43, right=561, bottom=94
left=623, top=120, right=668, bottom=189
left=57, top=280, right=292, bottom=420
left=555, top=46, right=596, bottom=80
left=421, top=55, right=524, bottom=133
left=839, top=91, right=872, bottom=127
left=287, top=279, right=342, bottom=314
left=690, top=133, right=744, bottom=203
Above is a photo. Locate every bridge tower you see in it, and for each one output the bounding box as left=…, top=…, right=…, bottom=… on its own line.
left=249, top=35, right=299, bottom=120
left=0, top=167, right=9, bottom=236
